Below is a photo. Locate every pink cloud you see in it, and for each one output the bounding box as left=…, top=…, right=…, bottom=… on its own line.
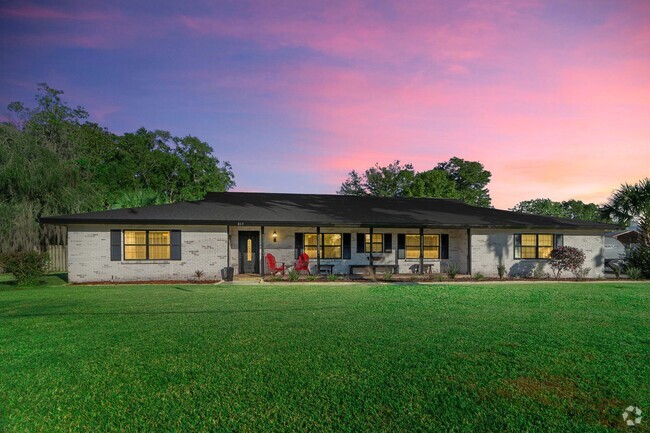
left=179, top=0, right=514, bottom=67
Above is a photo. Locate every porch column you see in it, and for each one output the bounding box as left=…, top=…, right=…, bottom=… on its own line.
left=260, top=226, right=265, bottom=277
left=467, top=228, right=472, bottom=276
left=368, top=227, right=374, bottom=266
left=316, top=226, right=321, bottom=272
left=226, top=225, right=230, bottom=268
left=419, top=227, right=424, bottom=275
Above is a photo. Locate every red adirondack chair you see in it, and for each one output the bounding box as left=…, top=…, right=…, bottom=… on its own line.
left=265, top=253, right=286, bottom=276
left=294, top=253, right=310, bottom=275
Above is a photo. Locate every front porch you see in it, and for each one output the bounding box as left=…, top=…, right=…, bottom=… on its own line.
left=226, top=225, right=471, bottom=277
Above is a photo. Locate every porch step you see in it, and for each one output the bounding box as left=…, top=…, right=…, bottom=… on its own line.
left=233, top=274, right=263, bottom=282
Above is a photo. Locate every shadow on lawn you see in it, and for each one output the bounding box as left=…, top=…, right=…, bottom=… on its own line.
left=0, top=273, right=68, bottom=290
left=0, top=305, right=342, bottom=318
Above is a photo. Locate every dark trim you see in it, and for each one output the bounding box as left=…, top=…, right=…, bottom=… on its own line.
left=397, top=234, right=406, bottom=259
left=440, top=234, right=449, bottom=259
left=110, top=230, right=121, bottom=261
left=383, top=233, right=392, bottom=253
left=356, top=233, right=365, bottom=253
left=369, top=227, right=374, bottom=266
left=260, top=226, right=265, bottom=277
left=170, top=230, right=181, bottom=260
left=294, top=232, right=304, bottom=259
left=342, top=233, right=351, bottom=259
left=394, top=234, right=399, bottom=268
left=467, top=228, right=471, bottom=275
left=316, top=226, right=321, bottom=270
left=419, top=227, right=424, bottom=275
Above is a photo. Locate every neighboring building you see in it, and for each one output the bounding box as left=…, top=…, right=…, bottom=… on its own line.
left=41, top=192, right=616, bottom=283
left=603, top=236, right=627, bottom=263
left=610, top=229, right=641, bottom=249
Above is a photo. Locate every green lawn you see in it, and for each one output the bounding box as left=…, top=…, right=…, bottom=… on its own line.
left=1, top=279, right=648, bottom=432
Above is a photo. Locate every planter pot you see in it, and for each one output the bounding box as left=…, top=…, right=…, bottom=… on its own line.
left=221, top=267, right=234, bottom=281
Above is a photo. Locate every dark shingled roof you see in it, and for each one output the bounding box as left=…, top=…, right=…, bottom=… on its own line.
left=40, top=192, right=617, bottom=230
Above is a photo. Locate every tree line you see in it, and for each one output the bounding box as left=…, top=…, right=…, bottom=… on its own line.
left=338, top=160, right=650, bottom=229
left=0, top=84, right=235, bottom=253
left=338, top=158, right=493, bottom=207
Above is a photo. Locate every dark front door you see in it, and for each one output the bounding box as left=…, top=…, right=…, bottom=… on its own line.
left=238, top=231, right=260, bottom=274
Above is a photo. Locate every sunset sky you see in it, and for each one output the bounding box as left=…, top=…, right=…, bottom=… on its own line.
left=1, top=0, right=648, bottom=208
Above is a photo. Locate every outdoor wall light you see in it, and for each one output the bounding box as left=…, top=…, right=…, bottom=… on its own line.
left=273, top=230, right=277, bottom=242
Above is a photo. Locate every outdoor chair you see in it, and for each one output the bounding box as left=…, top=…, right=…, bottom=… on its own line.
left=265, top=253, right=286, bottom=276
left=294, top=253, right=310, bottom=275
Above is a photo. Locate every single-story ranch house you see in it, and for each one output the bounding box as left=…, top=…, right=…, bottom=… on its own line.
left=41, top=192, right=616, bottom=283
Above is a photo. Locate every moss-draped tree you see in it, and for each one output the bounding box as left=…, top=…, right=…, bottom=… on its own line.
left=0, top=84, right=235, bottom=253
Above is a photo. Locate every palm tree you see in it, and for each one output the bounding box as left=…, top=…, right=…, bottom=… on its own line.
left=602, top=178, right=650, bottom=226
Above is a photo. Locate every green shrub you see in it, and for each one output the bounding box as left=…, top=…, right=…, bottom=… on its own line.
left=610, top=263, right=622, bottom=279
left=474, top=272, right=485, bottom=281
left=0, top=251, right=49, bottom=286
left=327, top=273, right=338, bottom=282
left=626, top=245, right=650, bottom=279
left=626, top=266, right=642, bottom=280
left=306, top=274, right=317, bottom=282
left=287, top=269, right=299, bottom=282
left=497, top=263, right=506, bottom=279
left=446, top=262, right=459, bottom=279
left=383, top=271, right=393, bottom=280
left=549, top=246, right=585, bottom=279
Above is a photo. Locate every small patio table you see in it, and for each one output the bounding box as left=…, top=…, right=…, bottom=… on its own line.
left=318, top=264, right=335, bottom=275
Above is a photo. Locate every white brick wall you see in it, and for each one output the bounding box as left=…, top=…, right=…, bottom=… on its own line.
left=67, top=224, right=606, bottom=281
left=470, top=229, right=605, bottom=278
left=68, top=224, right=228, bottom=283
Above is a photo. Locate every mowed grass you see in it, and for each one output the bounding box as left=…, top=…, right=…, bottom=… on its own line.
left=0, top=280, right=648, bottom=432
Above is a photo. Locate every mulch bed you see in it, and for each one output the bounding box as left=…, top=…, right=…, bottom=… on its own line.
left=72, top=276, right=616, bottom=285
left=73, top=280, right=221, bottom=285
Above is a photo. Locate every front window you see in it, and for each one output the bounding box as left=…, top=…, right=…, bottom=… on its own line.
left=405, top=234, right=439, bottom=259
left=304, top=234, right=318, bottom=259
left=365, top=233, right=383, bottom=253
left=124, top=230, right=171, bottom=260
left=304, top=233, right=342, bottom=259
left=514, top=234, right=556, bottom=259
left=322, top=234, right=342, bottom=259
